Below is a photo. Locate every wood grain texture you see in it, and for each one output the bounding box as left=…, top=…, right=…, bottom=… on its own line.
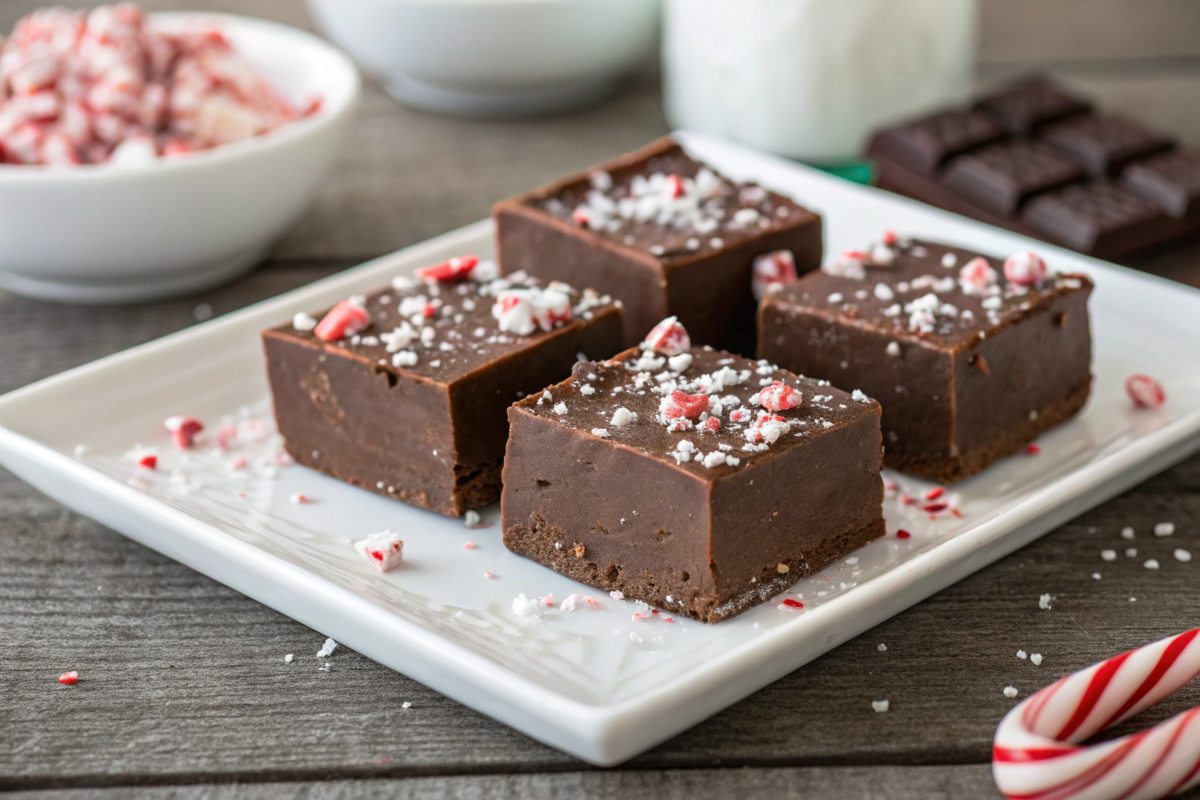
left=0, top=765, right=1008, bottom=800
left=2, top=2, right=1200, bottom=799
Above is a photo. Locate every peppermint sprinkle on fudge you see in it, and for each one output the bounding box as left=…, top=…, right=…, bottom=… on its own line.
left=758, top=236, right=1093, bottom=482
left=501, top=318, right=884, bottom=623
left=263, top=257, right=623, bottom=517
left=493, top=136, right=823, bottom=351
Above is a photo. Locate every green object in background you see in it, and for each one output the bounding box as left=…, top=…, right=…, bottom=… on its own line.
left=811, top=161, right=876, bottom=186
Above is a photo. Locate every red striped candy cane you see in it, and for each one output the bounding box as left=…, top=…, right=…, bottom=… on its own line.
left=993, top=628, right=1200, bottom=800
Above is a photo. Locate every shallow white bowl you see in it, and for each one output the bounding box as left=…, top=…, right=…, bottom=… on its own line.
left=0, top=13, right=361, bottom=305
left=306, top=0, right=659, bottom=116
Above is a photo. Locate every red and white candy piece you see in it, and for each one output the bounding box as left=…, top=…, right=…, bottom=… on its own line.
left=314, top=299, right=370, bottom=342
left=493, top=288, right=572, bottom=336
left=751, top=250, right=797, bottom=300
left=959, top=257, right=999, bottom=294
left=660, top=390, right=709, bottom=421
left=415, top=255, right=479, bottom=283
left=354, top=530, right=405, bottom=572
left=993, top=627, right=1200, bottom=800
left=757, top=381, right=803, bottom=412
left=823, top=250, right=867, bottom=280
left=58, top=671, right=79, bottom=685
left=1126, top=375, right=1166, bottom=410
left=643, top=316, right=691, bottom=356
left=164, top=415, right=203, bottom=449
left=1004, top=251, right=1048, bottom=286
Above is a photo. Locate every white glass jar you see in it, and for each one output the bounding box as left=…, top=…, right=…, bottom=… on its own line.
left=663, top=0, right=977, bottom=163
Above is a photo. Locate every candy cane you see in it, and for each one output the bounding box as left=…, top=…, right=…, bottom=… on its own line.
left=993, top=628, right=1200, bottom=800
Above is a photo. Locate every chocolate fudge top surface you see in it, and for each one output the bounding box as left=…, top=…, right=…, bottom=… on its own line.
left=268, top=264, right=620, bottom=385
left=513, top=345, right=878, bottom=477
left=767, top=238, right=1093, bottom=351
left=528, top=139, right=815, bottom=266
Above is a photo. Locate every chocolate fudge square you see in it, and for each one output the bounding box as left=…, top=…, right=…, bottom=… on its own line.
left=492, top=136, right=823, bottom=352
left=501, top=323, right=884, bottom=623
left=758, top=238, right=1094, bottom=483
left=263, top=259, right=623, bottom=517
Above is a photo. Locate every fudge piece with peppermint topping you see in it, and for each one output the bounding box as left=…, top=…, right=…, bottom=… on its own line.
left=263, top=257, right=623, bottom=517
left=758, top=236, right=1093, bottom=483
left=492, top=136, right=822, bottom=352
left=501, top=318, right=884, bottom=623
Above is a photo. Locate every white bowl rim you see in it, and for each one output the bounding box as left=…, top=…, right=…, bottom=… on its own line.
left=0, top=11, right=361, bottom=184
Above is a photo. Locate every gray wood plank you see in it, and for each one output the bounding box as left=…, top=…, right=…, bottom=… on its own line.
left=0, top=765, right=1010, bottom=800
left=2, top=448, right=1197, bottom=787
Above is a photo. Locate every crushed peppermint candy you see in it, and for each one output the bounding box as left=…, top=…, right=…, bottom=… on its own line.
left=493, top=287, right=572, bottom=335
left=415, top=255, right=480, bottom=283
left=316, top=638, right=338, bottom=658
left=58, top=670, right=79, bottom=685
left=1126, top=375, right=1165, bottom=409
left=757, top=381, right=802, bottom=412
left=314, top=299, right=370, bottom=342
left=642, top=316, right=691, bottom=356
left=1003, top=251, right=1048, bottom=286
left=354, top=530, right=404, bottom=571
left=1154, top=522, right=1175, bottom=537
left=0, top=4, right=319, bottom=166
left=163, top=415, right=203, bottom=449
left=752, top=250, right=797, bottom=300
left=958, top=257, right=998, bottom=295
left=292, top=312, right=318, bottom=332
left=824, top=250, right=866, bottom=280
left=871, top=700, right=890, bottom=713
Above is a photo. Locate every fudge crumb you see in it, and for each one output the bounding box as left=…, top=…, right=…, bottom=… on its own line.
left=871, top=700, right=889, bottom=713
left=1030, top=653, right=1043, bottom=666
left=776, top=563, right=789, bottom=574
left=316, top=638, right=337, bottom=658
left=1003, top=686, right=1019, bottom=698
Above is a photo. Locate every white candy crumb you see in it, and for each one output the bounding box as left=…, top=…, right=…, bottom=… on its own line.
left=1126, top=548, right=1138, bottom=558
left=284, top=654, right=293, bottom=663
left=1017, top=650, right=1027, bottom=660
left=553, top=402, right=568, bottom=415
left=886, top=342, right=902, bottom=357
left=611, top=407, right=635, bottom=427
left=402, top=701, right=412, bottom=709
left=1154, top=522, right=1175, bottom=537
left=1101, top=550, right=1117, bottom=562
left=316, top=638, right=337, bottom=658
left=610, top=590, right=625, bottom=600
left=1175, top=549, right=1192, bottom=562
left=871, top=700, right=889, bottom=713
left=512, top=594, right=541, bottom=617
left=1144, top=559, right=1160, bottom=570
left=1003, top=686, right=1019, bottom=698
left=1093, top=573, right=1101, bottom=580
left=591, top=428, right=610, bottom=438
left=464, top=510, right=481, bottom=528
left=292, top=312, right=318, bottom=332
left=1030, top=653, right=1043, bottom=666
left=1121, top=527, right=1135, bottom=539
left=1038, top=593, right=1052, bottom=610
left=877, top=643, right=887, bottom=652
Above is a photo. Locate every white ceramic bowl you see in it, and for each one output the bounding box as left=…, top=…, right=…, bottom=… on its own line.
left=306, top=0, right=659, bottom=117
left=0, top=13, right=361, bottom=305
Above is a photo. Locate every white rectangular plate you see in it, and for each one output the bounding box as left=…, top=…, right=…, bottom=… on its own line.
left=2, top=132, right=1200, bottom=766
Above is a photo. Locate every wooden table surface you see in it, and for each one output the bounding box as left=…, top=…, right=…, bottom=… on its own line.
left=3, top=2, right=1200, bottom=798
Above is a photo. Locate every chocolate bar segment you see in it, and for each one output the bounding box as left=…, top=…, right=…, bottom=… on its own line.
left=1021, top=182, right=1169, bottom=258
left=263, top=268, right=623, bottom=517
left=942, top=141, right=1085, bottom=216
left=501, top=346, right=884, bottom=623
left=493, top=137, right=823, bottom=352
left=868, top=110, right=1008, bottom=176
left=1040, top=115, right=1173, bottom=178
left=758, top=239, right=1093, bottom=483
left=974, top=78, right=1091, bottom=136
left=1121, top=149, right=1200, bottom=218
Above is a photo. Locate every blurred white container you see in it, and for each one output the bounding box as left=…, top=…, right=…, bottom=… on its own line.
left=306, top=0, right=660, bottom=117
left=663, top=0, right=977, bottom=163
